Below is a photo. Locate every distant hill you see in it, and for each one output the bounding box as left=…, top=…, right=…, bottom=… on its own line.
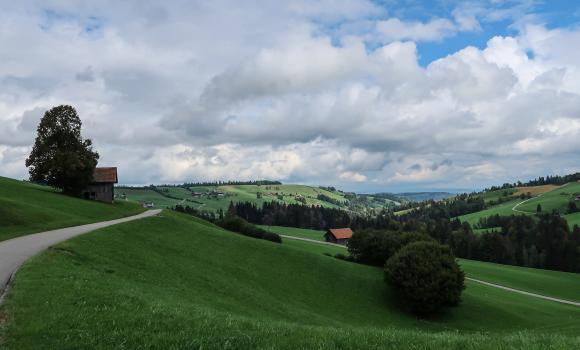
left=118, top=183, right=400, bottom=213
left=395, top=192, right=455, bottom=202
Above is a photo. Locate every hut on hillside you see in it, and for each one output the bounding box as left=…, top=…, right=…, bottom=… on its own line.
left=324, top=228, right=353, bottom=245
left=81, top=167, right=118, bottom=203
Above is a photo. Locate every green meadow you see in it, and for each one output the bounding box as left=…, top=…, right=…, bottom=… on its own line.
left=121, top=183, right=398, bottom=213
left=459, top=259, right=580, bottom=303
left=516, top=182, right=580, bottom=214
left=0, top=176, right=144, bottom=241
left=116, top=187, right=184, bottom=208
left=458, top=183, right=580, bottom=230
left=458, top=199, right=521, bottom=227
left=260, top=225, right=326, bottom=241
left=2, top=210, right=579, bottom=349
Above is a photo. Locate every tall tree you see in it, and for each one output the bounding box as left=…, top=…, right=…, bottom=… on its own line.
left=25, top=105, right=99, bottom=195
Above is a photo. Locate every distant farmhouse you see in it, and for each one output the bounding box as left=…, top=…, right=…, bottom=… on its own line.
left=324, top=228, right=353, bottom=245
left=82, top=167, right=118, bottom=203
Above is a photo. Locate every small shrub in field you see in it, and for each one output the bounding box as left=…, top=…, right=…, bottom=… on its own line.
left=385, top=241, right=465, bottom=316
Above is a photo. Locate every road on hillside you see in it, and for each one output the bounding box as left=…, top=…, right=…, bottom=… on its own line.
left=281, top=234, right=580, bottom=307
left=280, top=234, right=347, bottom=248
left=0, top=209, right=161, bottom=303
left=466, top=277, right=580, bottom=307
left=512, top=183, right=569, bottom=214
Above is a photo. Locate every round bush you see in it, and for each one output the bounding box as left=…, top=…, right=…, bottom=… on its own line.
left=384, top=241, right=465, bottom=316
left=348, top=230, right=434, bottom=266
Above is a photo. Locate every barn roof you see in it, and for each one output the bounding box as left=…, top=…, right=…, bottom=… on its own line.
left=327, top=228, right=353, bottom=239
left=93, top=167, right=118, bottom=183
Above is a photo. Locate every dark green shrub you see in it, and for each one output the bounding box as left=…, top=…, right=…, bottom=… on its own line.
left=385, top=241, right=465, bottom=316
left=216, top=216, right=281, bottom=243
left=348, top=230, right=434, bottom=266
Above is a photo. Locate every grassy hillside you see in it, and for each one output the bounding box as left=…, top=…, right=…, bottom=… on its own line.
left=121, top=184, right=399, bottom=213
left=458, top=199, right=520, bottom=227
left=275, top=227, right=580, bottom=303
left=516, top=182, right=580, bottom=214
left=0, top=176, right=144, bottom=241
left=282, top=238, right=346, bottom=256
left=459, top=259, right=580, bottom=303
left=117, top=187, right=184, bottom=208
left=260, top=225, right=325, bottom=241
left=2, top=210, right=579, bottom=349
left=458, top=183, right=580, bottom=229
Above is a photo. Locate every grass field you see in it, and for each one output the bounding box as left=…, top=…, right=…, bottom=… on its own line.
left=459, top=259, right=580, bottom=303
left=0, top=177, right=144, bottom=241
left=260, top=225, right=325, bottom=241
left=459, top=183, right=580, bottom=230
left=516, top=182, right=580, bottom=214
left=121, top=184, right=399, bottom=213
left=282, top=238, right=347, bottom=256
left=116, top=188, right=184, bottom=208
left=458, top=199, right=521, bottom=227
left=2, top=210, right=579, bottom=349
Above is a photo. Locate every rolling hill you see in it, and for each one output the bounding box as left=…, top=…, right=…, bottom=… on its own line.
left=2, top=210, right=579, bottom=349
left=0, top=176, right=144, bottom=241
left=119, top=183, right=400, bottom=213
left=458, top=183, right=580, bottom=230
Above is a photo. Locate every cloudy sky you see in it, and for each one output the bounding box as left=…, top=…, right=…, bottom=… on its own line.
left=1, top=0, right=580, bottom=192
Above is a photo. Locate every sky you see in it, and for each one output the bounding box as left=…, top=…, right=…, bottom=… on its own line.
left=1, top=0, right=580, bottom=193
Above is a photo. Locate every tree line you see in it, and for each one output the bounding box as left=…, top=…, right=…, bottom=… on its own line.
left=227, top=199, right=580, bottom=273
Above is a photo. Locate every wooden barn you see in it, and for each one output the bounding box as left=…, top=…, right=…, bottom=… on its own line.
left=324, top=228, right=353, bottom=245
left=82, top=167, right=118, bottom=203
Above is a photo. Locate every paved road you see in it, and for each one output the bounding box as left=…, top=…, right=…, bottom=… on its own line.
left=282, top=234, right=580, bottom=307
left=0, top=209, right=161, bottom=303
left=280, top=234, right=347, bottom=248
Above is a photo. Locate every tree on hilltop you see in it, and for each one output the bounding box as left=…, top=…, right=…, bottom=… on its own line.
left=25, top=105, right=99, bottom=196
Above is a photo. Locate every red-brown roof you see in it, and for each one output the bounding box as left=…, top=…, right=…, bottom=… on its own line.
left=93, top=167, right=118, bottom=183
left=327, top=228, right=353, bottom=239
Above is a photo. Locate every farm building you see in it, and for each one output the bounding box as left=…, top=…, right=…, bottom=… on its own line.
left=81, top=167, right=118, bottom=203
left=575, top=195, right=580, bottom=201
left=324, top=228, right=353, bottom=245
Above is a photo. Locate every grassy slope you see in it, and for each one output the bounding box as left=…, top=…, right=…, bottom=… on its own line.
left=0, top=177, right=144, bottom=241
left=459, top=259, right=580, bottom=302
left=116, top=188, right=184, bottom=208
left=275, top=226, right=580, bottom=303
left=260, top=225, right=326, bottom=241
left=458, top=199, right=521, bottom=227
left=2, top=211, right=579, bottom=349
left=282, top=239, right=347, bottom=256
left=517, top=182, right=580, bottom=213
left=459, top=183, right=580, bottom=229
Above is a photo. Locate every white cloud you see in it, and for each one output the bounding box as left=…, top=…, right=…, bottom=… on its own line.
left=339, top=171, right=368, bottom=182
left=1, top=1, right=580, bottom=192
left=376, top=18, right=456, bottom=42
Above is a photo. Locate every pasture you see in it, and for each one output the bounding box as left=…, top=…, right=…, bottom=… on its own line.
left=0, top=176, right=144, bottom=241
left=117, top=187, right=184, bottom=208
left=516, top=183, right=580, bottom=214
left=260, top=225, right=325, bottom=241
left=2, top=210, right=579, bottom=349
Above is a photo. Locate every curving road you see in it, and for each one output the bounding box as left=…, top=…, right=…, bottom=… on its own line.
left=0, top=209, right=161, bottom=303
left=512, top=183, right=569, bottom=214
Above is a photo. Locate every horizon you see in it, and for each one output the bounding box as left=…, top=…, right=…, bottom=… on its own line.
left=1, top=1, right=580, bottom=192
